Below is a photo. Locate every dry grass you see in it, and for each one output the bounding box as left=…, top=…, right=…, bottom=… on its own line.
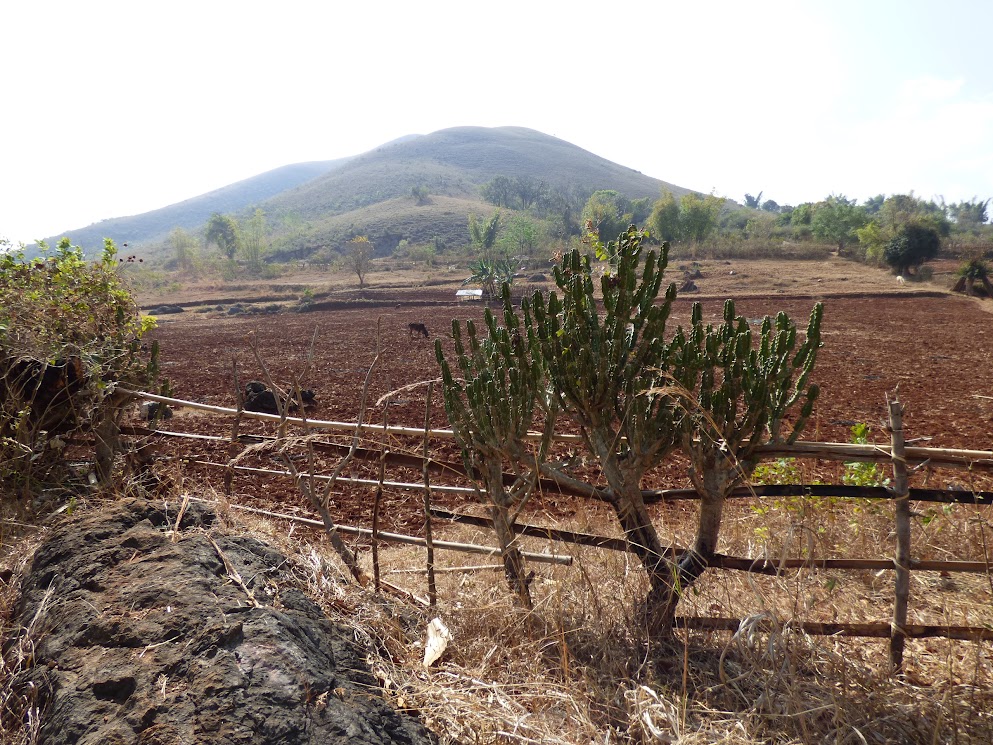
left=2, top=461, right=991, bottom=744
left=229, top=485, right=993, bottom=744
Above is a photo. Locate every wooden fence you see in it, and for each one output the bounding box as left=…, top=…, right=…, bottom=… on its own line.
left=122, top=389, right=993, bottom=669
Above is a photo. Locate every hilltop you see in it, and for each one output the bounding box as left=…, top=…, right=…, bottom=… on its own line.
left=37, top=126, right=694, bottom=261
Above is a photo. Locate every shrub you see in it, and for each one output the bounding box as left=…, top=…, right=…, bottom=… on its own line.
left=884, top=223, right=941, bottom=275
left=0, top=237, right=160, bottom=489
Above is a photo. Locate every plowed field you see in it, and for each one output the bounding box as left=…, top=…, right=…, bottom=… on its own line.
left=142, top=286, right=993, bottom=534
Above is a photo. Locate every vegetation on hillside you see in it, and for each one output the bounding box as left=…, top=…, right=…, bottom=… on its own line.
left=29, top=127, right=992, bottom=286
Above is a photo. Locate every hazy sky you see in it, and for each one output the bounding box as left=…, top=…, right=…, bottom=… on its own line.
left=4, top=0, right=992, bottom=246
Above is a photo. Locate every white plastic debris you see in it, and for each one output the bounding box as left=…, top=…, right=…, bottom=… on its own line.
left=422, top=617, right=452, bottom=667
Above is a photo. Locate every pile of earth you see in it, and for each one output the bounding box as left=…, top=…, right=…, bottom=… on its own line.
left=4, top=498, right=435, bottom=744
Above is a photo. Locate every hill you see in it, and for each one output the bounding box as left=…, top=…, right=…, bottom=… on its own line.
left=34, top=159, right=350, bottom=256
left=40, top=126, right=697, bottom=261
left=260, top=126, right=691, bottom=258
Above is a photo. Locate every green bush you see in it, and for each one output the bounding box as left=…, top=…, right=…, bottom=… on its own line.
left=884, top=223, right=941, bottom=275
left=0, top=237, right=160, bottom=489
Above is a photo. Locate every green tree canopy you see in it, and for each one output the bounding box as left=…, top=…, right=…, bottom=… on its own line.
left=648, top=189, right=682, bottom=242
left=884, top=223, right=941, bottom=275
left=205, top=213, right=240, bottom=261
left=679, top=192, right=725, bottom=242
left=241, top=208, right=268, bottom=271
left=811, top=195, right=868, bottom=252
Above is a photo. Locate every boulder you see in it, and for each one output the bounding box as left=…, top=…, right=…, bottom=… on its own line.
left=6, top=499, right=434, bottom=744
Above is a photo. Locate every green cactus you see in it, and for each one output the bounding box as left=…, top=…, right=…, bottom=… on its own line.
left=522, top=226, right=695, bottom=637
left=435, top=285, right=554, bottom=608
left=667, top=299, right=822, bottom=625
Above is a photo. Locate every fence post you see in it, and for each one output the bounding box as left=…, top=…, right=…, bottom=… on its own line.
left=888, top=392, right=911, bottom=671
left=422, top=383, right=438, bottom=606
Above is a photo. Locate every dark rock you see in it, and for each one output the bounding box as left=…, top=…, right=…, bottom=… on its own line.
left=528, top=273, right=547, bottom=282
left=147, top=305, right=184, bottom=315
left=7, top=499, right=435, bottom=745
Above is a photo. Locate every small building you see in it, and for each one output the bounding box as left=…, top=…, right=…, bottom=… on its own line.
left=455, top=288, right=484, bottom=302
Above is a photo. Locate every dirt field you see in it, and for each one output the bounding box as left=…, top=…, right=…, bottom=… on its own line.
left=141, top=257, right=993, bottom=534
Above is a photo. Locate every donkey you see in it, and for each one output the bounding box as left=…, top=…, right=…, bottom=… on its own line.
left=408, top=323, right=429, bottom=339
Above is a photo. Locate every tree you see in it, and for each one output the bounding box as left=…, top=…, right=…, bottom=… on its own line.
left=581, top=190, right=628, bottom=242
left=205, top=213, right=240, bottom=261
left=519, top=226, right=822, bottom=640
left=345, top=235, right=374, bottom=287
left=481, top=176, right=514, bottom=208
left=436, top=293, right=555, bottom=607
left=512, top=175, right=547, bottom=210
left=463, top=257, right=515, bottom=298
left=811, top=195, right=868, bottom=253
left=863, top=194, right=885, bottom=215
left=948, top=198, right=990, bottom=230
left=241, top=208, right=268, bottom=271
left=679, top=192, right=725, bottom=242
left=499, top=214, right=542, bottom=261
left=1, top=238, right=160, bottom=486
left=744, top=192, right=764, bottom=209
left=411, top=185, right=430, bottom=205
left=169, top=227, right=198, bottom=272
left=761, top=199, right=781, bottom=213
left=468, top=211, right=501, bottom=258
left=648, top=189, right=682, bottom=242
left=879, top=193, right=950, bottom=237
left=884, top=223, right=941, bottom=276
left=671, top=300, right=821, bottom=626
left=855, top=221, right=887, bottom=264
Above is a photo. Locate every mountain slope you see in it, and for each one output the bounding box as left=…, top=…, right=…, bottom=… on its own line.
left=266, top=126, right=685, bottom=220
left=41, top=126, right=697, bottom=260
left=37, top=159, right=350, bottom=254
left=258, top=126, right=691, bottom=257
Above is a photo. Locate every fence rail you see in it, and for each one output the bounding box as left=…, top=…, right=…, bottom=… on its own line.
left=126, top=389, right=993, bottom=669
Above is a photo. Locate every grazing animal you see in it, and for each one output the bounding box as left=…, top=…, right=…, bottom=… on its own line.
left=408, top=323, right=429, bottom=339
left=896, top=275, right=906, bottom=285
left=242, top=382, right=317, bottom=415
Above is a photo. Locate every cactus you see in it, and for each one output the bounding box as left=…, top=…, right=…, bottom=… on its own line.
left=435, top=286, right=554, bottom=608
left=523, top=226, right=694, bottom=637
left=666, top=299, right=822, bottom=625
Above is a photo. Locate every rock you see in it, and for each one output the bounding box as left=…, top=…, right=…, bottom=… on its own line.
left=147, top=305, right=184, bottom=315
left=7, top=499, right=435, bottom=745
left=528, top=273, right=547, bottom=282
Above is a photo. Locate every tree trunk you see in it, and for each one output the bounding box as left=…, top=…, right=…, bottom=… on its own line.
left=658, top=467, right=727, bottom=628
left=592, top=433, right=676, bottom=640
left=95, top=392, right=130, bottom=485
left=486, top=462, right=532, bottom=609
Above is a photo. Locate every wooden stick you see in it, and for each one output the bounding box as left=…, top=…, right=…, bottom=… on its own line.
left=372, top=400, right=388, bottom=592
left=889, top=393, right=911, bottom=672
left=186, top=458, right=478, bottom=496
left=431, top=509, right=993, bottom=574
left=677, top=616, right=993, bottom=641
left=422, top=382, right=438, bottom=607
left=390, top=564, right=505, bottom=575
left=122, top=388, right=993, bottom=468
left=184, top=496, right=573, bottom=565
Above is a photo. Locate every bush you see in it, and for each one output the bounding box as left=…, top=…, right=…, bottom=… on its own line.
left=0, top=238, right=160, bottom=489
left=884, top=223, right=941, bottom=275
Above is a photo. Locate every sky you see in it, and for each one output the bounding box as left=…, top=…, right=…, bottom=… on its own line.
left=3, top=0, right=993, bottom=246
